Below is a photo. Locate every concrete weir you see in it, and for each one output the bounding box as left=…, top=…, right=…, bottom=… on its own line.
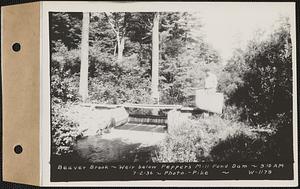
left=77, top=104, right=129, bottom=136
left=75, top=103, right=199, bottom=136
left=73, top=103, right=170, bottom=163
left=71, top=103, right=198, bottom=163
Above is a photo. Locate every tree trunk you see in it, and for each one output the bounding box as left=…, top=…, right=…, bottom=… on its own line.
left=79, top=12, right=89, bottom=102
left=105, top=12, right=126, bottom=62
left=113, top=43, right=117, bottom=56
left=151, top=12, right=159, bottom=104
left=117, top=36, right=125, bottom=62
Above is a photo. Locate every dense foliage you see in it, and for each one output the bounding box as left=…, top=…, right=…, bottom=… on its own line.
left=155, top=17, right=293, bottom=162
left=219, top=18, right=292, bottom=127
left=153, top=115, right=253, bottom=162
left=50, top=11, right=293, bottom=162
left=50, top=12, right=222, bottom=105
left=159, top=12, right=222, bottom=105
left=51, top=102, right=82, bottom=155
left=50, top=12, right=222, bottom=155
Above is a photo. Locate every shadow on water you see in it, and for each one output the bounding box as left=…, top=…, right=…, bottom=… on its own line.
left=73, top=136, right=159, bottom=163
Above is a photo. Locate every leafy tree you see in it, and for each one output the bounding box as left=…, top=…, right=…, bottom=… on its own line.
left=219, top=17, right=292, bottom=127
left=103, top=12, right=131, bottom=62
left=159, top=12, right=222, bottom=105
left=50, top=11, right=222, bottom=106
left=50, top=12, right=82, bottom=51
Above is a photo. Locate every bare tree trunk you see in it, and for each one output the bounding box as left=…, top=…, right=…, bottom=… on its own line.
left=120, top=37, right=125, bottom=61
left=113, top=43, right=117, bottom=56
left=151, top=12, right=159, bottom=104
left=117, top=36, right=125, bottom=62
left=79, top=12, right=89, bottom=102
left=105, top=12, right=126, bottom=62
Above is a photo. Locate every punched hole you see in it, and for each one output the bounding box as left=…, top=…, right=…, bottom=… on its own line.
left=12, top=43, right=21, bottom=52
left=14, top=145, right=23, bottom=154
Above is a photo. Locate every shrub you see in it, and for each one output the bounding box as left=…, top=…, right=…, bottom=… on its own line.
left=210, top=127, right=293, bottom=162
left=50, top=42, right=81, bottom=103
left=153, top=115, right=252, bottom=162
left=51, top=102, right=82, bottom=155
left=219, top=18, right=292, bottom=127
left=221, top=105, right=245, bottom=122
left=210, top=133, right=265, bottom=161
left=214, top=18, right=293, bottom=162
left=154, top=114, right=290, bottom=163
left=88, top=55, right=152, bottom=104
left=51, top=72, right=80, bottom=103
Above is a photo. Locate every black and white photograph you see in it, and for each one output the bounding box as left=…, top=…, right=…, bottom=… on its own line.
left=46, top=1, right=297, bottom=184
